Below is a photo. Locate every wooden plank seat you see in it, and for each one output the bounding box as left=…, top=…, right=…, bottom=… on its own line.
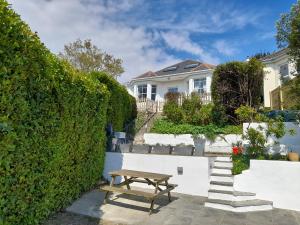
left=101, top=185, right=157, bottom=200
left=101, top=169, right=177, bottom=214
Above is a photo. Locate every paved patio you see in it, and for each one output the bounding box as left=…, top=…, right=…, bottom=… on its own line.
left=62, top=188, right=300, bottom=225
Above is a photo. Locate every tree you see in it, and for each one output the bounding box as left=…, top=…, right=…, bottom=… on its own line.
left=59, top=39, right=124, bottom=78
left=211, top=58, right=264, bottom=123
left=276, top=1, right=300, bottom=72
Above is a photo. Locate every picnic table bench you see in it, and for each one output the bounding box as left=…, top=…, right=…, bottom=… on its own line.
left=100, top=169, right=177, bottom=214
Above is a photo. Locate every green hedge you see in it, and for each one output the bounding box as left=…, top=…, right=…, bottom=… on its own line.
left=0, top=1, right=135, bottom=224
left=93, top=72, right=137, bottom=131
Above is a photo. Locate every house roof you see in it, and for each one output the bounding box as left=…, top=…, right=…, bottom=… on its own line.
left=134, top=60, right=216, bottom=79
left=260, top=48, right=288, bottom=62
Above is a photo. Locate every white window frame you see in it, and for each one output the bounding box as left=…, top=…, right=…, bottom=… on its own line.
left=137, top=84, right=147, bottom=100
left=168, top=87, right=178, bottom=93
left=194, top=78, right=206, bottom=94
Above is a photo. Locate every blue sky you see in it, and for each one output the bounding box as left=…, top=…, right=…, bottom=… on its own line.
left=8, top=0, right=297, bottom=82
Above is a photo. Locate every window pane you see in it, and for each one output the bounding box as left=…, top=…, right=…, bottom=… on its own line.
left=151, top=85, right=157, bottom=101
left=138, top=84, right=147, bottom=99
left=168, top=87, right=178, bottom=93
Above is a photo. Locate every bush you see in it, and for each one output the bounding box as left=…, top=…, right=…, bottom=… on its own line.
left=163, top=102, right=184, bottom=124
left=92, top=72, right=136, bottom=131
left=192, top=103, right=214, bottom=125
left=0, top=2, right=135, bottom=224
left=231, top=153, right=250, bottom=175
left=151, top=119, right=242, bottom=136
left=211, top=59, right=264, bottom=123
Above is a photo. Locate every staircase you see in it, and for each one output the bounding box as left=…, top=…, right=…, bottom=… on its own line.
left=205, top=156, right=273, bottom=212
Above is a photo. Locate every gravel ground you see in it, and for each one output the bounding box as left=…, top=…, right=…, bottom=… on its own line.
left=43, top=211, right=126, bottom=225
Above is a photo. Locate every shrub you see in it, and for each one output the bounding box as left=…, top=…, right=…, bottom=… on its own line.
left=211, top=59, right=264, bottom=122
left=164, top=92, right=181, bottom=103
left=192, top=103, right=214, bottom=125
left=231, top=153, right=250, bottom=175
left=150, top=119, right=242, bottom=136
left=235, top=105, right=257, bottom=123
left=163, top=102, right=184, bottom=124
left=0, top=2, right=135, bottom=224
left=92, top=72, right=136, bottom=131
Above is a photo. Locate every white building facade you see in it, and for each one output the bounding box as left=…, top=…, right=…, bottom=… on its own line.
left=261, top=49, right=298, bottom=107
left=127, top=60, right=215, bottom=105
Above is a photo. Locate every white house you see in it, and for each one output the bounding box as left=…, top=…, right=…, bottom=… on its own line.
left=126, top=60, right=215, bottom=107
left=127, top=50, right=298, bottom=110
left=261, top=48, right=298, bottom=107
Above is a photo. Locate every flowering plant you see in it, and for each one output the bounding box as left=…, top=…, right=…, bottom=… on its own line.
left=232, top=146, right=240, bottom=155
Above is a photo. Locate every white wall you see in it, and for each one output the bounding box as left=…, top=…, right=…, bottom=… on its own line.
left=263, top=54, right=297, bottom=107
left=234, top=160, right=300, bottom=211
left=144, top=133, right=242, bottom=153
left=103, top=152, right=211, bottom=196
left=243, top=122, right=300, bottom=154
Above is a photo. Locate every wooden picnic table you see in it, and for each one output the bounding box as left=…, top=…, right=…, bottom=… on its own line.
left=100, top=169, right=177, bottom=214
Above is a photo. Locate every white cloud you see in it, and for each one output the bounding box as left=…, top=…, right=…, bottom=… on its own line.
left=7, top=0, right=178, bottom=82
left=7, top=0, right=264, bottom=82
left=161, top=32, right=219, bottom=64
left=214, top=40, right=238, bottom=56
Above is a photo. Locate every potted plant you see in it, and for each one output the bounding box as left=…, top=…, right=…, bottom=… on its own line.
left=288, top=150, right=299, bottom=161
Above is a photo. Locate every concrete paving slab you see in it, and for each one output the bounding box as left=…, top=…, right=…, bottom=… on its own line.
left=65, top=188, right=300, bottom=225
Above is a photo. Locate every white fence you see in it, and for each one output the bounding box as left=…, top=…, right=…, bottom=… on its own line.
left=234, top=160, right=300, bottom=211
left=103, top=152, right=211, bottom=196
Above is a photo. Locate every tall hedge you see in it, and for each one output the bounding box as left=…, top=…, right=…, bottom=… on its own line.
left=0, top=1, right=135, bottom=224
left=211, top=58, right=264, bottom=122
left=93, top=72, right=137, bottom=131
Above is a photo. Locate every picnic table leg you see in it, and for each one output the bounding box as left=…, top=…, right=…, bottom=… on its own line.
left=149, top=200, right=154, bottom=215
left=104, top=175, right=115, bottom=203
left=124, top=176, right=131, bottom=190
left=165, top=180, right=172, bottom=202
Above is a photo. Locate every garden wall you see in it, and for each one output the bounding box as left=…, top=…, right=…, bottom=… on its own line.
left=103, top=152, right=211, bottom=196
left=234, top=160, right=300, bottom=211
left=243, top=122, right=300, bottom=154
left=144, top=133, right=242, bottom=153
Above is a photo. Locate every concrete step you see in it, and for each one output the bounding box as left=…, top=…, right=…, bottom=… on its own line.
left=211, top=173, right=232, bottom=177
left=208, top=190, right=256, bottom=201
left=213, top=166, right=232, bottom=170
left=205, top=199, right=273, bottom=212
left=211, top=168, right=232, bottom=175
left=210, top=181, right=233, bottom=187
left=214, top=161, right=233, bottom=168
left=215, top=156, right=231, bottom=162
left=209, top=184, right=234, bottom=191
left=210, top=176, right=233, bottom=183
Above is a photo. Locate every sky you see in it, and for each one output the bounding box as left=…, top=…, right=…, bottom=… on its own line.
left=7, top=0, right=297, bottom=82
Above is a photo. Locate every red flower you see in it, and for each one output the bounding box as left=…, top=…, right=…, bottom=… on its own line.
left=232, top=146, right=240, bottom=155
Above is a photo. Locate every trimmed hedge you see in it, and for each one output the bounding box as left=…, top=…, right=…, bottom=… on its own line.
left=92, top=72, right=137, bottom=131
left=0, top=1, right=135, bottom=224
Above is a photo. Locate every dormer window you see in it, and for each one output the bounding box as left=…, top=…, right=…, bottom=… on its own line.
left=184, top=63, right=200, bottom=69
left=163, top=66, right=177, bottom=72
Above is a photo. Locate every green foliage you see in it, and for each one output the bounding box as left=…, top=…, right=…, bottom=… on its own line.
left=163, top=102, right=184, bottom=124
left=59, top=39, right=124, bottom=78
left=0, top=2, right=135, bottom=224
left=163, top=93, right=215, bottom=126
left=92, top=72, right=136, bottom=131
left=276, top=0, right=300, bottom=71
left=235, top=105, right=257, bottom=123
left=164, top=92, right=181, bottom=103
left=231, top=154, right=250, bottom=175
left=192, top=103, right=214, bottom=126
left=150, top=119, right=242, bottom=137
left=244, top=128, right=266, bottom=158
left=211, top=59, right=264, bottom=123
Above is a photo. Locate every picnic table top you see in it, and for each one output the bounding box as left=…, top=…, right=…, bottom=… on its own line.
left=109, top=169, right=172, bottom=181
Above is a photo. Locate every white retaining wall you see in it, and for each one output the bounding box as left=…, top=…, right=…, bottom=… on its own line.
left=144, top=122, right=300, bottom=154
left=234, top=160, right=300, bottom=211
left=243, top=122, right=300, bottom=154
left=144, top=133, right=242, bottom=153
left=103, top=152, right=211, bottom=196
